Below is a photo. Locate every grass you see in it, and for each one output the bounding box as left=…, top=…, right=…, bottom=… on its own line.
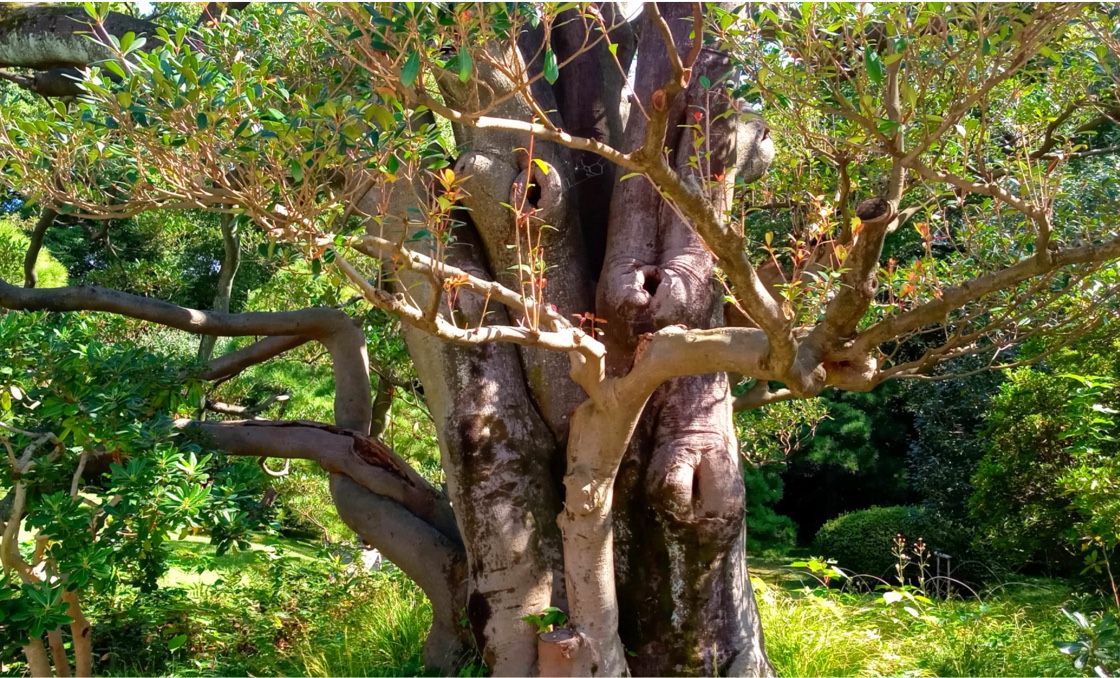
left=750, top=555, right=1081, bottom=677
left=90, top=534, right=433, bottom=677
left=86, top=540, right=1095, bottom=677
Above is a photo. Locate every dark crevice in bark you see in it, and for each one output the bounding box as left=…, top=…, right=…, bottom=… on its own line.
left=550, top=5, right=636, bottom=281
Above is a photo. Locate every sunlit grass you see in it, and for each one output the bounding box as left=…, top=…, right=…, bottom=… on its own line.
left=752, top=557, right=1078, bottom=677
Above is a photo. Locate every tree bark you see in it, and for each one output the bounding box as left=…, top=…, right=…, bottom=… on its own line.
left=22, top=638, right=52, bottom=678
left=4, top=5, right=1120, bottom=678
left=355, top=169, right=567, bottom=672
left=596, top=6, right=773, bottom=674
left=23, top=208, right=56, bottom=289
left=197, top=214, right=240, bottom=363
left=62, top=591, right=91, bottom=678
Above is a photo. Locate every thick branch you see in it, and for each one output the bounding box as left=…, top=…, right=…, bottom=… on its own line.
left=178, top=419, right=460, bottom=544
left=22, top=207, right=57, bottom=289
left=0, top=279, right=351, bottom=337
left=0, top=6, right=154, bottom=69
left=0, top=279, right=371, bottom=432
left=733, top=381, right=796, bottom=412
left=846, top=235, right=1120, bottom=356
left=199, top=335, right=313, bottom=382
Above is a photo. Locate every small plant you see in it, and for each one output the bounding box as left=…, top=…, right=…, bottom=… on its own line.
left=790, top=556, right=847, bottom=587
left=892, top=533, right=910, bottom=586
left=913, top=538, right=930, bottom=592
left=521, top=606, right=568, bottom=634
left=1056, top=608, right=1120, bottom=677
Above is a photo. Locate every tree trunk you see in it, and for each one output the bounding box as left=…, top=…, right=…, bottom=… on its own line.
left=388, top=5, right=774, bottom=674
left=197, top=214, right=240, bottom=363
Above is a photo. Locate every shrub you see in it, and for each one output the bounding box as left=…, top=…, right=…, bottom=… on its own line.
left=813, top=505, right=966, bottom=581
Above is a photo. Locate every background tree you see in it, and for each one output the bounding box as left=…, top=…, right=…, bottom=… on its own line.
left=2, top=3, right=1120, bottom=676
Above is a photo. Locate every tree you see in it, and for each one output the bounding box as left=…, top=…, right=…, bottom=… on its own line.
left=2, top=3, right=1120, bottom=675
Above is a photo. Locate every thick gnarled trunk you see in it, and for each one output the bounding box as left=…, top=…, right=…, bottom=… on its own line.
left=390, top=4, right=774, bottom=674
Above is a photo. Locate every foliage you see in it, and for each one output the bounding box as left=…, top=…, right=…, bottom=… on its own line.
left=903, top=360, right=1004, bottom=526
left=0, top=312, right=267, bottom=670
left=779, top=385, right=914, bottom=541
left=813, top=505, right=966, bottom=581
left=0, top=215, right=68, bottom=287
left=521, top=607, right=568, bottom=635
left=38, top=209, right=273, bottom=313
left=743, top=463, right=797, bottom=552
left=1056, top=374, right=1120, bottom=554
left=1056, top=609, right=1120, bottom=678
left=970, top=340, right=1120, bottom=574
left=736, top=393, right=827, bottom=550
left=68, top=537, right=434, bottom=677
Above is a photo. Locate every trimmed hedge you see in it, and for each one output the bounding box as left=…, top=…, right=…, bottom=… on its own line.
left=812, top=505, right=966, bottom=580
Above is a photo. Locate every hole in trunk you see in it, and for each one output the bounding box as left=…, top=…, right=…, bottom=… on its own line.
left=642, top=267, right=662, bottom=296
left=524, top=177, right=543, bottom=209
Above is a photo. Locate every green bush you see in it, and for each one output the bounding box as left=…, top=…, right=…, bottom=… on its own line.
left=813, top=505, right=966, bottom=581
left=0, top=216, right=68, bottom=287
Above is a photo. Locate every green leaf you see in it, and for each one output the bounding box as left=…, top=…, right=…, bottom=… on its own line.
left=369, top=105, right=395, bottom=130
left=699, top=74, right=711, bottom=89
left=401, top=50, right=420, bottom=88
left=543, top=48, right=559, bottom=85
left=458, top=49, right=472, bottom=83
left=103, top=60, right=127, bottom=79
left=865, top=45, right=884, bottom=85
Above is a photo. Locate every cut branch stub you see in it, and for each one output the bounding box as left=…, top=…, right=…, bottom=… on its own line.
left=854, top=196, right=896, bottom=228
left=537, top=628, right=585, bottom=677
